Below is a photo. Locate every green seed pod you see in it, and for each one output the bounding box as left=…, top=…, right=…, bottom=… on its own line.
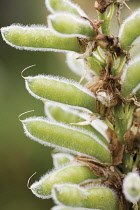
left=1, top=25, right=81, bottom=53
left=22, top=117, right=111, bottom=163
left=121, top=57, right=140, bottom=98
left=45, top=102, right=109, bottom=146
left=30, top=164, right=98, bottom=199
left=66, top=53, right=102, bottom=78
left=45, top=0, right=87, bottom=17
left=119, top=10, right=140, bottom=49
left=52, top=184, right=119, bottom=210
left=52, top=206, right=102, bottom=210
left=52, top=153, right=75, bottom=168
left=24, top=75, right=97, bottom=113
left=123, top=172, right=140, bottom=203
left=48, top=14, right=94, bottom=38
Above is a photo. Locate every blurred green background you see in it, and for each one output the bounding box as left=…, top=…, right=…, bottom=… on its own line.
left=0, top=0, right=139, bottom=210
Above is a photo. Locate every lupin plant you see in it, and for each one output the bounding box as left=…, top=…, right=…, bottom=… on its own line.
left=2, top=0, right=140, bottom=209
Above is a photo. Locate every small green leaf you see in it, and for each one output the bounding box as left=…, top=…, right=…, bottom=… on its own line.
left=45, top=0, right=87, bottom=17
left=22, top=117, right=111, bottom=163
left=1, top=25, right=81, bottom=53
left=30, top=164, right=98, bottom=198
left=52, top=184, right=119, bottom=210
left=48, top=14, right=94, bottom=37
left=45, top=102, right=109, bottom=146
left=119, top=10, right=140, bottom=49
left=121, top=57, right=140, bottom=98
left=25, top=75, right=97, bottom=113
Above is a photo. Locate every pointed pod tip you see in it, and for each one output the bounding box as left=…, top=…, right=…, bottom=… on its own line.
left=21, top=64, right=36, bottom=79
left=18, top=110, right=35, bottom=122
left=27, top=172, right=37, bottom=189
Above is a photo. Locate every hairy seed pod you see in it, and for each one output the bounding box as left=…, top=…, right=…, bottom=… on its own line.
left=1, top=25, right=81, bottom=53
left=52, top=184, right=119, bottom=210
left=45, top=102, right=109, bottom=146
left=22, top=117, right=111, bottom=163
left=48, top=14, right=94, bottom=38
left=121, top=57, right=140, bottom=98
left=45, top=0, right=87, bottom=17
left=24, top=75, right=97, bottom=113
left=30, top=164, right=98, bottom=198
left=119, top=10, right=140, bottom=49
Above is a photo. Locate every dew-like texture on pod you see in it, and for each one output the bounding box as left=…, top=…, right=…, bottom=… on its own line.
left=22, top=117, right=111, bottom=163
left=30, top=165, right=98, bottom=198
left=119, top=10, right=140, bottom=49
left=48, top=14, right=94, bottom=37
left=1, top=25, right=81, bottom=53
left=45, top=0, right=87, bottom=17
left=53, top=184, right=119, bottom=210
left=121, top=57, right=140, bottom=98
left=25, top=75, right=97, bottom=113
left=45, top=103, right=109, bottom=146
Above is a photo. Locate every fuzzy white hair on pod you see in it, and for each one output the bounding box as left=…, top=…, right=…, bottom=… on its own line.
left=52, top=183, right=88, bottom=205
left=30, top=162, right=83, bottom=199
left=121, top=56, right=140, bottom=84
left=44, top=101, right=109, bottom=143
left=119, top=9, right=140, bottom=38
left=45, top=0, right=87, bottom=17
left=1, top=25, right=78, bottom=53
left=48, top=13, right=92, bottom=38
left=22, top=116, right=109, bottom=162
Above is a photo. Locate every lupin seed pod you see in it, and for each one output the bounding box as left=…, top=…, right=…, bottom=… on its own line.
left=52, top=206, right=102, bottom=210
left=24, top=75, right=97, bottom=113
left=123, top=172, right=140, bottom=203
left=121, top=57, right=140, bottom=98
left=1, top=25, right=81, bottom=53
left=45, top=0, right=87, bottom=17
left=119, top=10, right=140, bottom=49
left=52, top=184, right=119, bottom=210
left=22, top=117, right=111, bottom=163
left=45, top=102, right=109, bottom=146
left=52, top=153, right=75, bottom=168
left=48, top=14, right=94, bottom=37
left=30, top=164, right=98, bottom=198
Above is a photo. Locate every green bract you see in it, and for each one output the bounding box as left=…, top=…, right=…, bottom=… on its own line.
left=22, top=117, right=111, bottom=163
left=1, top=25, right=81, bottom=52
left=48, top=14, right=94, bottom=37
left=53, top=184, right=119, bottom=210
